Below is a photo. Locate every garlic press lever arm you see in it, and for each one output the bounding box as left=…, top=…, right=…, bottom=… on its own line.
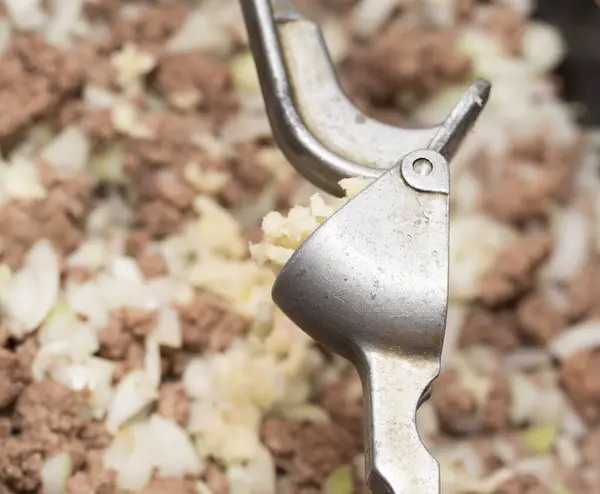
left=240, top=0, right=491, bottom=196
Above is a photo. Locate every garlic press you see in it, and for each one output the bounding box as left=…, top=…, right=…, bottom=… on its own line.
left=241, top=1, right=491, bottom=492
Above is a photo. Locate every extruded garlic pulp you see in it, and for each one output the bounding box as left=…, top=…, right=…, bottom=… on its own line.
left=250, top=177, right=373, bottom=270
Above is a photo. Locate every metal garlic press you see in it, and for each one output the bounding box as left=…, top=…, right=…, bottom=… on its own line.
left=241, top=1, right=491, bottom=493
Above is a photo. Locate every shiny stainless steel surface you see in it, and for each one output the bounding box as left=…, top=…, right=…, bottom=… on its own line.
left=241, top=1, right=492, bottom=492
left=273, top=150, right=449, bottom=493
left=240, top=0, right=490, bottom=196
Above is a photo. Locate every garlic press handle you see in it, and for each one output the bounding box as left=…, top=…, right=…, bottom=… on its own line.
left=240, top=0, right=491, bottom=196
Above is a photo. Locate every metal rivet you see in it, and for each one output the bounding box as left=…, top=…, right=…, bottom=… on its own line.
left=412, top=158, right=433, bottom=176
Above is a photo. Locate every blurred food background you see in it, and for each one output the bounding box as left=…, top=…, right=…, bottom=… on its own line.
left=533, top=0, right=600, bottom=126
left=0, top=0, right=597, bottom=493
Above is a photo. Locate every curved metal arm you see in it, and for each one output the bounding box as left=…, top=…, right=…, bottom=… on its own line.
left=240, top=0, right=491, bottom=196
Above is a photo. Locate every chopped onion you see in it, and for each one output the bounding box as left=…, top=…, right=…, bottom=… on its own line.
left=146, top=277, right=193, bottom=307
left=441, top=304, right=468, bottom=366
left=110, top=44, right=156, bottom=93
left=219, top=110, right=272, bottom=145
left=470, top=469, right=516, bottom=494
left=83, top=84, right=121, bottom=110
left=32, top=342, right=115, bottom=419
left=522, top=22, right=567, bottom=73
left=168, top=91, right=203, bottom=111
left=232, top=51, right=261, bottom=95
left=542, top=207, right=590, bottom=283
left=474, top=53, right=536, bottom=81
left=491, top=437, right=518, bottom=464
left=188, top=400, right=221, bottom=438
left=0, top=265, right=12, bottom=302
left=66, top=280, right=110, bottom=329
left=67, top=239, right=109, bottom=271
left=190, top=401, right=262, bottom=464
left=513, top=455, right=556, bottom=478
left=457, top=28, right=504, bottom=61
left=541, top=285, right=570, bottom=313
left=190, top=132, right=232, bottom=160
left=451, top=171, right=483, bottom=215
left=44, top=0, right=84, bottom=47
left=40, top=126, right=90, bottom=176
left=352, top=454, right=366, bottom=483
left=166, top=8, right=232, bottom=56
left=5, top=0, right=48, bottom=31
left=251, top=147, right=293, bottom=181
left=449, top=214, right=518, bottom=302
left=549, top=321, right=600, bottom=360
left=193, top=195, right=247, bottom=258
left=502, top=348, right=552, bottom=371
left=90, top=144, right=126, bottom=184
left=455, top=365, right=493, bottom=411
left=106, top=369, right=158, bottom=433
left=2, top=239, right=60, bottom=338
left=109, top=256, right=144, bottom=284
left=351, top=0, right=403, bottom=39
left=18, top=121, right=53, bottom=152
left=278, top=403, right=331, bottom=423
left=183, top=357, right=215, bottom=401
left=415, top=85, right=470, bottom=127
left=0, top=20, right=13, bottom=57
left=555, top=435, right=582, bottom=468
left=211, top=346, right=285, bottom=411
left=189, top=258, right=269, bottom=318
left=561, top=405, right=588, bottom=439
left=508, top=373, right=540, bottom=425
left=529, top=387, right=567, bottom=426
left=321, top=19, right=351, bottom=63
left=539, top=102, right=579, bottom=147
left=196, top=481, right=212, bottom=494
left=0, top=156, right=47, bottom=202
left=464, top=345, right=500, bottom=374
left=86, top=193, right=135, bottom=236
left=149, top=414, right=203, bottom=478
left=91, top=274, right=158, bottom=313
left=144, top=334, right=161, bottom=389
left=422, top=0, right=455, bottom=26
left=111, top=103, right=153, bottom=139
left=104, top=421, right=155, bottom=492
left=42, top=452, right=72, bottom=494
left=226, top=445, right=276, bottom=494
left=233, top=184, right=278, bottom=231
left=153, top=305, right=182, bottom=348
left=436, top=442, right=484, bottom=480
left=38, top=312, right=99, bottom=354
